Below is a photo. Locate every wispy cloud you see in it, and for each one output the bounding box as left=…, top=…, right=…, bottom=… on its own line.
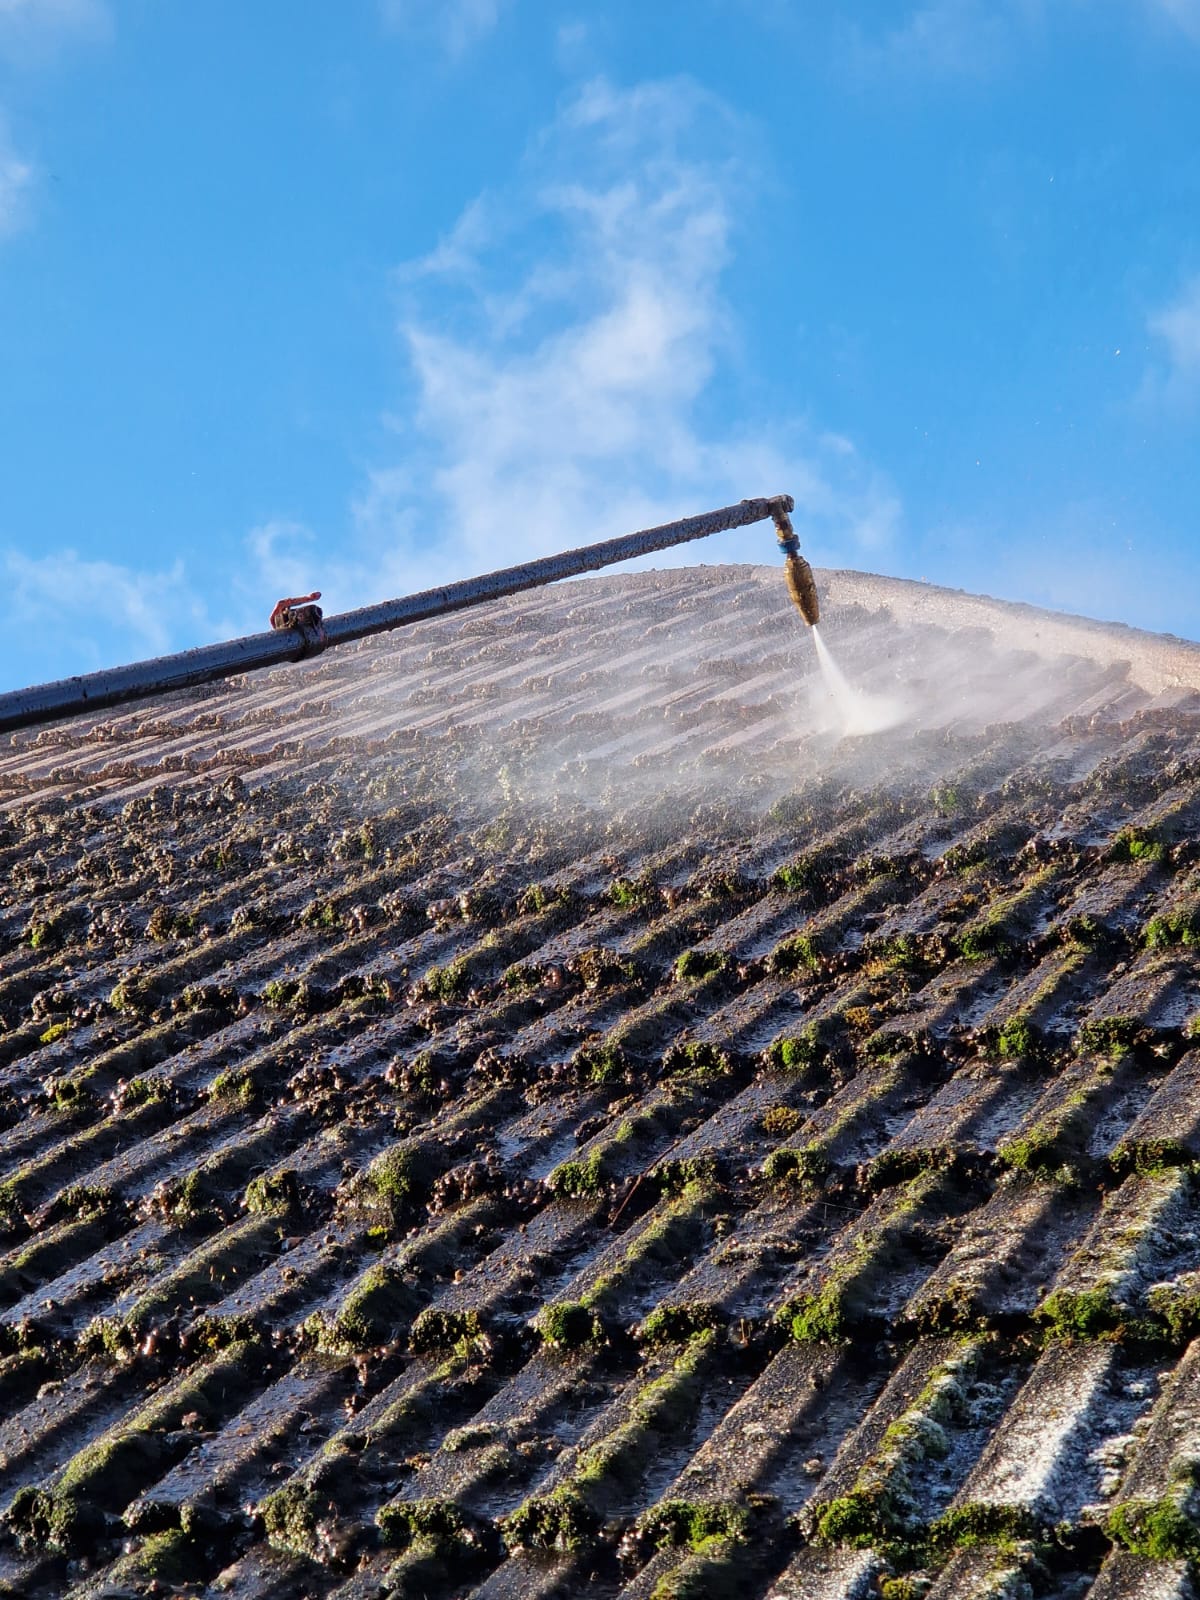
left=1146, top=0, right=1200, bottom=40
left=836, top=0, right=1200, bottom=80
left=0, top=0, right=110, bottom=247
left=1150, top=275, right=1200, bottom=372
left=0, top=118, right=32, bottom=236
left=838, top=0, right=1039, bottom=82
left=379, top=0, right=505, bottom=57
left=256, top=75, right=899, bottom=622
left=0, top=0, right=110, bottom=62
left=4, top=74, right=901, bottom=681
left=2, top=548, right=210, bottom=671
left=1143, top=274, right=1200, bottom=405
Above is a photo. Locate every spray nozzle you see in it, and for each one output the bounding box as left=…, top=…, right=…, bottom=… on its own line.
left=768, top=499, right=819, bottom=626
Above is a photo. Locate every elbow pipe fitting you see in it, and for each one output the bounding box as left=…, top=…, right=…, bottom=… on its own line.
left=770, top=501, right=820, bottom=627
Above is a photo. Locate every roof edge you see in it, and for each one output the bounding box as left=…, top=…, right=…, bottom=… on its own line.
left=812, top=568, right=1200, bottom=696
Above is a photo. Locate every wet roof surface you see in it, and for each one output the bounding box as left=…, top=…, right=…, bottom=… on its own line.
left=1, top=564, right=1199, bottom=1599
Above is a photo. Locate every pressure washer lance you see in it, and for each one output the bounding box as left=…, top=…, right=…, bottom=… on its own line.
left=773, top=503, right=821, bottom=627
left=0, top=494, right=818, bottom=733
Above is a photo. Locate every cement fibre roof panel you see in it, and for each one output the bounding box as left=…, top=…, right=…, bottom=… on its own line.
left=0, top=564, right=1199, bottom=1599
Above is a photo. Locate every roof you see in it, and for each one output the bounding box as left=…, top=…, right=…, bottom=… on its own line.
left=1, top=563, right=1199, bottom=1600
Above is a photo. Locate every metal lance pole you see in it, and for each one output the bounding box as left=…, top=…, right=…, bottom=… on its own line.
left=0, top=495, right=801, bottom=735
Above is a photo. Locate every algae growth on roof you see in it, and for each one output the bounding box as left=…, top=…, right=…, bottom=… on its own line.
left=0, top=564, right=1199, bottom=1599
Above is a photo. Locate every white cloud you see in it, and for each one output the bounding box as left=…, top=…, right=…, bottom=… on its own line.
left=1142, top=274, right=1200, bottom=405
left=0, top=122, right=33, bottom=236
left=839, top=0, right=1039, bottom=81
left=1146, top=0, right=1200, bottom=39
left=0, top=0, right=110, bottom=246
left=1150, top=276, right=1200, bottom=373
left=380, top=0, right=505, bottom=56
left=4, top=74, right=902, bottom=681
left=268, top=74, right=900, bottom=620
left=0, top=0, right=109, bottom=61
left=3, top=548, right=202, bottom=660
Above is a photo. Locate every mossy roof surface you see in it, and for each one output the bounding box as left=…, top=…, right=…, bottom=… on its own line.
left=1, top=564, right=1200, bottom=1599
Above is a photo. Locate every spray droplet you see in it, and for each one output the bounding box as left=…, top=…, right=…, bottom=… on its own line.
left=811, top=626, right=908, bottom=737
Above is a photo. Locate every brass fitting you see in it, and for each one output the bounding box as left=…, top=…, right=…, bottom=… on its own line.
left=784, top=552, right=820, bottom=626
left=770, top=501, right=820, bottom=626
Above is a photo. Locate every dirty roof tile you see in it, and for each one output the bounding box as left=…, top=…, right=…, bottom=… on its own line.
left=1, top=564, right=1199, bottom=1596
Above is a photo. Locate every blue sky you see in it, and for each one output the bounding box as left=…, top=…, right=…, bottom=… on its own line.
left=1, top=0, right=1199, bottom=690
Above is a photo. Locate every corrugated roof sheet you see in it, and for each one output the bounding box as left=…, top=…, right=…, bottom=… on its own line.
left=1, top=565, right=1199, bottom=1599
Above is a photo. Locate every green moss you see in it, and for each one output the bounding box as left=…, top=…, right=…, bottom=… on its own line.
left=146, top=904, right=197, bottom=941
left=243, top=1170, right=298, bottom=1215
left=261, top=1482, right=323, bottom=1557
left=785, top=1288, right=851, bottom=1344
left=638, top=1303, right=723, bottom=1347
left=315, top=1263, right=418, bottom=1352
left=866, top=1147, right=954, bottom=1192
left=115, top=1530, right=200, bottom=1585
left=262, top=978, right=309, bottom=1011
left=121, top=1074, right=170, bottom=1107
left=942, top=819, right=1030, bottom=874
left=38, top=1021, right=71, bottom=1047
left=953, top=920, right=1014, bottom=962
left=547, top=1149, right=610, bottom=1198
left=1111, top=827, right=1168, bottom=865
left=997, top=1127, right=1063, bottom=1177
left=300, top=898, right=341, bottom=931
left=410, top=1307, right=483, bottom=1355
left=674, top=949, right=729, bottom=983
left=606, top=872, right=664, bottom=911
left=208, top=1067, right=256, bottom=1105
left=994, top=1013, right=1040, bottom=1061
left=50, top=1076, right=94, bottom=1113
left=930, top=1502, right=1038, bottom=1550
left=662, top=1040, right=732, bottom=1081
left=364, top=1143, right=431, bottom=1211
left=1145, top=907, right=1200, bottom=948
left=1076, top=1016, right=1140, bottom=1056
left=501, top=1486, right=597, bottom=1552
left=772, top=858, right=820, bottom=893
left=762, top=1146, right=829, bottom=1188
left=502, top=962, right=541, bottom=992
left=378, top=1497, right=472, bottom=1552
left=766, top=1017, right=840, bottom=1074
left=419, top=957, right=469, bottom=1002
left=1148, top=1279, right=1200, bottom=1343
left=31, top=1341, right=262, bottom=1545
left=814, top=1491, right=883, bottom=1546
left=1111, top=1137, right=1195, bottom=1178
left=28, top=914, right=64, bottom=951
left=1036, top=1286, right=1129, bottom=1339
left=573, top=1039, right=629, bottom=1084
left=7, top=1486, right=93, bottom=1551
left=1062, top=913, right=1107, bottom=950
left=50, top=1183, right=115, bottom=1221
left=535, top=1301, right=605, bottom=1350
left=639, top=1500, right=749, bottom=1551
left=142, top=1167, right=218, bottom=1221
left=573, top=1332, right=715, bottom=1496
left=880, top=1581, right=930, bottom=1600
left=648, top=1542, right=746, bottom=1600
left=655, top=1156, right=719, bottom=1196
left=1106, top=1496, right=1200, bottom=1560
left=931, top=784, right=961, bottom=815
left=768, top=933, right=822, bottom=976
left=868, top=935, right=928, bottom=974
left=761, top=1105, right=804, bottom=1137
left=108, top=971, right=158, bottom=1014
